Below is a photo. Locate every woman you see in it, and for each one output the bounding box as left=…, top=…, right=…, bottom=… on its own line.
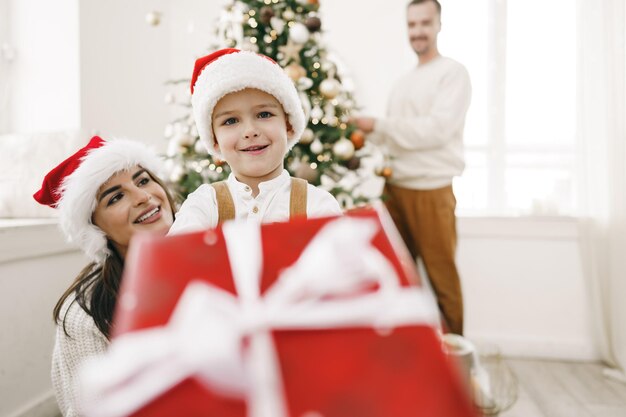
left=33, top=135, right=177, bottom=416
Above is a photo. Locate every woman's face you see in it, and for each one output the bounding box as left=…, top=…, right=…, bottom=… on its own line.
left=92, top=166, right=173, bottom=258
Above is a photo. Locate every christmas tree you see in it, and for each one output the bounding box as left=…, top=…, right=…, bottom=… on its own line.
left=164, top=0, right=383, bottom=208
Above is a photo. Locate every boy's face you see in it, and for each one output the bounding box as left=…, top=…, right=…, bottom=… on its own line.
left=212, top=88, right=293, bottom=187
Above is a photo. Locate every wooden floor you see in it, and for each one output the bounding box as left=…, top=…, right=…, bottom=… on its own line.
left=500, top=358, right=626, bottom=417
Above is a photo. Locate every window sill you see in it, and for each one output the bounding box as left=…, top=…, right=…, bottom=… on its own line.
left=457, top=215, right=578, bottom=240
left=0, top=219, right=79, bottom=264
left=0, top=214, right=579, bottom=265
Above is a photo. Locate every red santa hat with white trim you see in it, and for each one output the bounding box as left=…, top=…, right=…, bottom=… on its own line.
left=33, top=136, right=164, bottom=263
left=190, top=48, right=306, bottom=158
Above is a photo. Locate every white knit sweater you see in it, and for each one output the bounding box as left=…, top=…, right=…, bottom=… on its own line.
left=372, top=56, right=472, bottom=190
left=51, top=295, right=109, bottom=416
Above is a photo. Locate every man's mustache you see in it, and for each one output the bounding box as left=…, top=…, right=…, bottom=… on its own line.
left=410, top=36, right=429, bottom=42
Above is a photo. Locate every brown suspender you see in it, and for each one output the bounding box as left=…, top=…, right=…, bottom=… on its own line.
left=211, top=177, right=308, bottom=224
left=289, top=177, right=308, bottom=220
left=211, top=181, right=236, bottom=223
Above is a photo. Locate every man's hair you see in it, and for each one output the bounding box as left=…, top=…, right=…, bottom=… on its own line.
left=407, top=0, right=442, bottom=16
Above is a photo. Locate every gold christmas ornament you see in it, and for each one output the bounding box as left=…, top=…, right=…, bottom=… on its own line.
left=295, top=162, right=319, bottom=182
left=310, top=138, right=324, bottom=154
left=332, top=137, right=355, bottom=161
left=284, top=62, right=307, bottom=81
left=300, top=128, right=315, bottom=144
left=319, top=78, right=341, bottom=99
left=145, top=11, right=163, bottom=26
left=278, top=39, right=303, bottom=64
left=282, top=9, right=296, bottom=21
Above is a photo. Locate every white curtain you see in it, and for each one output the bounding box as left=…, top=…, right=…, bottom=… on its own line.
left=577, top=0, right=626, bottom=375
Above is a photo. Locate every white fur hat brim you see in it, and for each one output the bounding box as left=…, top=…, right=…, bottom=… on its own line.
left=57, top=139, right=164, bottom=263
left=191, top=50, right=306, bottom=159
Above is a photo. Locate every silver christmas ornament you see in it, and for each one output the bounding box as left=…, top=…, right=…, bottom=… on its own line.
left=332, top=137, right=355, bottom=160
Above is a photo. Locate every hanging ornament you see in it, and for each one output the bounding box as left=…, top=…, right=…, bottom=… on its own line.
left=169, top=164, right=185, bottom=183
left=324, top=102, right=336, bottom=120
left=376, top=166, right=393, bottom=178
left=282, top=9, right=296, bottom=21
left=241, top=39, right=259, bottom=53
left=333, top=137, right=355, bottom=161
left=320, top=78, right=341, bottom=99
left=346, top=156, right=361, bottom=170
left=300, top=128, right=315, bottom=145
left=289, top=22, right=310, bottom=44
left=284, top=62, right=307, bottom=81
left=310, top=104, right=324, bottom=121
left=278, top=39, right=303, bottom=64
left=350, top=129, right=365, bottom=150
left=270, top=17, right=285, bottom=35
left=308, top=0, right=320, bottom=5
left=297, top=77, right=314, bottom=90
left=310, top=138, right=324, bottom=154
left=295, top=162, right=319, bottom=182
left=259, top=6, right=275, bottom=24
left=174, top=132, right=195, bottom=147
left=305, top=16, right=322, bottom=33
left=145, top=11, right=163, bottom=26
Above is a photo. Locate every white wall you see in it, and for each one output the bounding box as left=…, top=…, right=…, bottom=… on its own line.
left=458, top=217, right=596, bottom=360
left=0, top=222, right=85, bottom=417
left=78, top=0, right=172, bottom=146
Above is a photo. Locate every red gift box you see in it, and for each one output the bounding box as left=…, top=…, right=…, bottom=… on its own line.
left=81, top=206, right=478, bottom=417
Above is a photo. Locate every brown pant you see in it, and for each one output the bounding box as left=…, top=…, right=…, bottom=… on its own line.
left=384, top=183, right=464, bottom=335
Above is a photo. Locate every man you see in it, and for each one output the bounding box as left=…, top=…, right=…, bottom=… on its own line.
left=354, top=0, right=471, bottom=335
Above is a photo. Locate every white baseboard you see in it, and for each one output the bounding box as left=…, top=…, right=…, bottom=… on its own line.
left=465, top=333, right=600, bottom=362
left=7, top=391, right=60, bottom=417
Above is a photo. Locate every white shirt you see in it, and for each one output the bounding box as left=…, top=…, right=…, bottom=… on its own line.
left=168, top=170, right=342, bottom=235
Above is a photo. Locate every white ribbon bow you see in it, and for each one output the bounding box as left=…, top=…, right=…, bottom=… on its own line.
left=80, top=217, right=439, bottom=417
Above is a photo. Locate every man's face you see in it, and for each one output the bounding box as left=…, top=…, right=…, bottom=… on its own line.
left=407, top=1, right=441, bottom=56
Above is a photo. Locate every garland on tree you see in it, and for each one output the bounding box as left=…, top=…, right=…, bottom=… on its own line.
left=164, top=0, right=383, bottom=208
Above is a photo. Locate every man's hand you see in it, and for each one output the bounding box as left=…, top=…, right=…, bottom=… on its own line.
left=352, top=117, right=377, bottom=134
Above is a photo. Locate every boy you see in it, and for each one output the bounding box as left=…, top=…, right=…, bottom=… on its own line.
left=168, top=48, right=341, bottom=234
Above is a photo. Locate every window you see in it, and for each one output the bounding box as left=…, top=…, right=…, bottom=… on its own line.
left=0, top=0, right=12, bottom=134
left=441, top=0, right=577, bottom=216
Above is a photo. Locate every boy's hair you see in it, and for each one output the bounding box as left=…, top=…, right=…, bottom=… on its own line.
left=190, top=48, right=306, bottom=159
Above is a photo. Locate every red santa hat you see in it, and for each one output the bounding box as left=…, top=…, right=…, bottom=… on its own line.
left=33, top=136, right=164, bottom=263
left=190, top=48, right=306, bottom=158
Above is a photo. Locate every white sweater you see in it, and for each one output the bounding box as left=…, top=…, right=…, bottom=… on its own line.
left=373, top=56, right=472, bottom=190
left=51, top=295, right=108, bottom=417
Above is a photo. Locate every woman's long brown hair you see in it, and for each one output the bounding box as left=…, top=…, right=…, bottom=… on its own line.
left=52, top=171, right=178, bottom=339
